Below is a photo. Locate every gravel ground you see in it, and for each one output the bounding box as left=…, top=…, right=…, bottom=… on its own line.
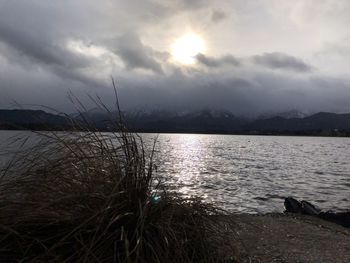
left=231, top=213, right=350, bottom=263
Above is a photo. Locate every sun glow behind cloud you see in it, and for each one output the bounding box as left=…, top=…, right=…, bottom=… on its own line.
left=171, top=33, right=206, bottom=65
left=2, top=0, right=350, bottom=114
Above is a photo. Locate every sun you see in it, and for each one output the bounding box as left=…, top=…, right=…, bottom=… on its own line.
left=171, top=33, right=206, bottom=65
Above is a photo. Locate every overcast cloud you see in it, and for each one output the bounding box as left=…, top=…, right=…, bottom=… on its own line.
left=0, top=0, right=350, bottom=116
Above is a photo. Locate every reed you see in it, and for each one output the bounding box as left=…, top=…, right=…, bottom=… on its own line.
left=0, top=93, right=236, bottom=262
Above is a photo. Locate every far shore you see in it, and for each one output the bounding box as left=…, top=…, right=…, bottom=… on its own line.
left=1, top=128, right=350, bottom=138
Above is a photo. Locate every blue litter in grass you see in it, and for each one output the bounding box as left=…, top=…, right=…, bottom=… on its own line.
left=151, top=195, right=161, bottom=204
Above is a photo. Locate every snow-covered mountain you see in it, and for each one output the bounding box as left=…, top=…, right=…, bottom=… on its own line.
left=258, top=110, right=310, bottom=120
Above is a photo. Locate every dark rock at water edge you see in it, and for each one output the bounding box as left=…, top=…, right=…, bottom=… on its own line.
left=284, top=197, right=350, bottom=228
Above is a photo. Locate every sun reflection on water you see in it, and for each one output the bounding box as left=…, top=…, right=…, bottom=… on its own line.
left=157, top=134, right=239, bottom=205
left=149, top=133, right=350, bottom=213
left=172, top=134, right=206, bottom=197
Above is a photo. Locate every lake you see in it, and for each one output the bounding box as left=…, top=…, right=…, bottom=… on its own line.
left=1, top=130, right=349, bottom=213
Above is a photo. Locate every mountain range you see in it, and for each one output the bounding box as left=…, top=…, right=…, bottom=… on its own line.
left=0, top=109, right=71, bottom=130
left=1, top=109, right=350, bottom=136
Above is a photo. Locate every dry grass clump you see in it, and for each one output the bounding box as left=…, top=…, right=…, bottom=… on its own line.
left=0, top=124, right=236, bottom=262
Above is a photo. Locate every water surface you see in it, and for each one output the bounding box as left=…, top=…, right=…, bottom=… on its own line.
left=1, top=131, right=349, bottom=213
left=147, top=133, right=350, bottom=213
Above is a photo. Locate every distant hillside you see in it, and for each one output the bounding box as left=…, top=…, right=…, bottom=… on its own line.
left=125, top=109, right=249, bottom=133
left=258, top=110, right=309, bottom=120
left=0, top=109, right=70, bottom=130
left=75, top=109, right=350, bottom=136
left=1, top=109, right=350, bottom=136
left=246, top=112, right=350, bottom=135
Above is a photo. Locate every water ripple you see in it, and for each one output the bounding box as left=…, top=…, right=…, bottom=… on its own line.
left=146, top=134, right=350, bottom=213
left=1, top=131, right=349, bottom=213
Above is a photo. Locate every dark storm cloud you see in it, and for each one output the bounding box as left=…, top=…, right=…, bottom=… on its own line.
left=114, top=33, right=165, bottom=74
left=211, top=10, right=228, bottom=23
left=1, top=44, right=350, bottom=116
left=115, top=71, right=350, bottom=116
left=0, top=25, right=93, bottom=70
left=0, top=39, right=98, bottom=88
left=196, top=52, right=311, bottom=73
left=179, top=0, right=208, bottom=10
left=124, top=0, right=210, bottom=24
left=0, top=16, right=102, bottom=88
left=0, top=0, right=349, bottom=117
left=0, top=22, right=63, bottom=66
left=252, top=52, right=313, bottom=73
left=196, top=53, right=241, bottom=67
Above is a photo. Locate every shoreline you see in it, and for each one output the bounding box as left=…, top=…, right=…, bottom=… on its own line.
left=1, top=128, right=350, bottom=138
left=229, top=213, right=350, bottom=262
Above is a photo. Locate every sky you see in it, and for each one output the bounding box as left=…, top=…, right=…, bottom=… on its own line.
left=1, top=0, right=350, bottom=116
